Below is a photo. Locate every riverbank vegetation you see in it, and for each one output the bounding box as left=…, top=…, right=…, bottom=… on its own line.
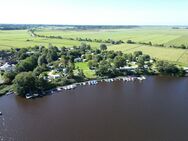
left=0, top=25, right=188, bottom=97
left=0, top=42, right=186, bottom=97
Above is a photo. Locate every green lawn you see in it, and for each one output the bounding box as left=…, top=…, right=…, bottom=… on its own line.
left=75, top=62, right=96, bottom=78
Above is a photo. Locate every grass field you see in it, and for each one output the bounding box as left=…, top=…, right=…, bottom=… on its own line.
left=0, top=27, right=188, bottom=66
left=75, top=62, right=96, bottom=78
left=108, top=44, right=188, bottom=66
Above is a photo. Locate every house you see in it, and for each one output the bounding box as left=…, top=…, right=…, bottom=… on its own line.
left=0, top=63, right=15, bottom=72
left=118, top=66, right=138, bottom=71
left=74, top=57, right=82, bottom=62
left=48, top=70, right=61, bottom=80
left=48, top=73, right=61, bottom=80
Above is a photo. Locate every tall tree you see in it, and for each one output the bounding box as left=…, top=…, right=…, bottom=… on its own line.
left=100, top=44, right=107, bottom=51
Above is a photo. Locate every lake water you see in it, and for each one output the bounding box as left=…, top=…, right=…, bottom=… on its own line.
left=0, top=76, right=188, bottom=141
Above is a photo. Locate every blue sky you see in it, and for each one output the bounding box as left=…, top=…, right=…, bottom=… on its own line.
left=0, top=0, right=187, bottom=25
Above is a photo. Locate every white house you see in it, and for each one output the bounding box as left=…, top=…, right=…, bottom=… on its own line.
left=118, top=66, right=138, bottom=71
left=0, top=63, right=15, bottom=72
left=48, top=70, right=61, bottom=80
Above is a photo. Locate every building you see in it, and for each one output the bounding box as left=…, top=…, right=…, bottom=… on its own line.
left=48, top=70, right=61, bottom=80
left=0, top=63, right=15, bottom=72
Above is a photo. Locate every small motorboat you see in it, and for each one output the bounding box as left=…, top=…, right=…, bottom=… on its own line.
left=25, top=94, right=33, bottom=99
left=0, top=112, right=2, bottom=116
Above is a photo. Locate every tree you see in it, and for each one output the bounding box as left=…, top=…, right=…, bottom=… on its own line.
left=93, top=54, right=103, bottom=62
left=66, top=62, right=75, bottom=78
left=88, top=60, right=98, bottom=69
left=124, top=53, right=133, bottom=62
left=137, top=56, right=145, bottom=68
left=134, top=51, right=143, bottom=57
left=16, top=55, right=38, bottom=72
left=96, top=60, right=115, bottom=77
left=156, top=61, right=185, bottom=76
left=100, top=44, right=107, bottom=51
left=38, top=54, right=47, bottom=66
left=46, top=46, right=58, bottom=63
left=33, top=65, right=47, bottom=77
left=3, top=71, right=17, bottom=84
left=13, top=71, right=50, bottom=97
left=13, top=72, right=36, bottom=96
left=60, top=55, right=69, bottom=67
left=114, top=56, right=126, bottom=68
left=127, top=40, right=135, bottom=44
left=133, top=51, right=143, bottom=61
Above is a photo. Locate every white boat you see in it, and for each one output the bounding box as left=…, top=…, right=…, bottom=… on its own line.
left=141, top=76, right=146, bottom=80
left=33, top=93, right=39, bottom=97
left=0, top=112, right=2, bottom=116
left=57, top=88, right=62, bottom=91
left=63, top=87, right=68, bottom=90
left=88, top=81, right=91, bottom=85
left=25, top=94, right=33, bottom=99
left=137, top=77, right=143, bottom=81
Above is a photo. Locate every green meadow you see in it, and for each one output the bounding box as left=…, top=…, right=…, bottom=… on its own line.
left=75, top=62, right=96, bottom=78
left=0, top=27, right=188, bottom=66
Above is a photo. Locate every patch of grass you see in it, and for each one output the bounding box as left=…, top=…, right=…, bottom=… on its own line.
left=75, top=62, right=96, bottom=79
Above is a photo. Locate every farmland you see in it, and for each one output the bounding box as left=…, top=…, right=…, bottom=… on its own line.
left=0, top=26, right=188, bottom=66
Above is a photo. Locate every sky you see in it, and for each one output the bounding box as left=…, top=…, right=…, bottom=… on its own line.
left=0, top=0, right=187, bottom=25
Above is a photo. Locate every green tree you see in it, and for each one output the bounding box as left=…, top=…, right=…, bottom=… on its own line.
left=38, top=54, right=47, bottom=66
left=88, top=60, right=98, bottom=69
left=156, top=61, right=185, bottom=76
left=137, top=56, right=145, bottom=68
left=13, top=72, right=36, bottom=96
left=96, top=60, right=115, bottom=77
left=46, top=46, right=58, bottom=63
left=100, top=44, right=107, bottom=51
left=16, top=55, right=38, bottom=72
left=3, top=71, right=17, bottom=84
left=114, top=56, right=126, bottom=68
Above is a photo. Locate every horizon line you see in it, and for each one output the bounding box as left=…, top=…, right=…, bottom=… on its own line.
left=0, top=23, right=188, bottom=26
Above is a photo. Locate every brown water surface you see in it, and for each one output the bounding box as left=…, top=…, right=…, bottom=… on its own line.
left=0, top=76, right=188, bottom=141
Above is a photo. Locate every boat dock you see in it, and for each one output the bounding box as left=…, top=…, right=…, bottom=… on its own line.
left=55, top=76, right=146, bottom=92
left=39, top=76, right=147, bottom=96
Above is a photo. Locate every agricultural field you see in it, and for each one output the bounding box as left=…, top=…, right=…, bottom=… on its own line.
left=0, top=27, right=188, bottom=66
left=108, top=44, right=188, bottom=66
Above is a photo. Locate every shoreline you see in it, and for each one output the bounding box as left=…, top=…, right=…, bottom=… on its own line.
left=3, top=76, right=146, bottom=99
left=44, top=76, right=146, bottom=97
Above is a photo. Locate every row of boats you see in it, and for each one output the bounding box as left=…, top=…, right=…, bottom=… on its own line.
left=56, top=80, right=98, bottom=92
left=55, top=76, right=146, bottom=92
left=103, top=76, right=146, bottom=82
left=26, top=76, right=146, bottom=99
